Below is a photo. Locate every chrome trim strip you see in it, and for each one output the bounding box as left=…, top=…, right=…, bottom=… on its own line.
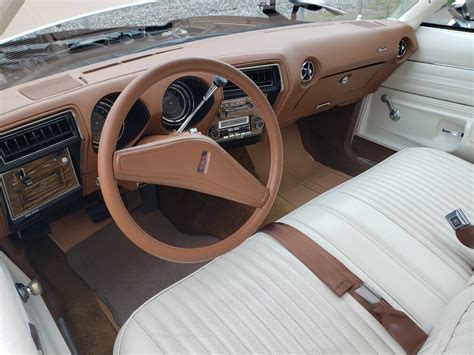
left=408, top=59, right=474, bottom=72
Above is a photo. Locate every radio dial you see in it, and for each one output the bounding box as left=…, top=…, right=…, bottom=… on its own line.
left=209, top=127, right=221, bottom=139
left=255, top=118, right=265, bottom=130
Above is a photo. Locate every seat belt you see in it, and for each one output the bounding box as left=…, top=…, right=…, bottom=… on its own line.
left=263, top=222, right=427, bottom=354
left=445, top=209, right=474, bottom=249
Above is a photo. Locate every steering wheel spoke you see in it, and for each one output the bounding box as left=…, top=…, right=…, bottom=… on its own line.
left=98, top=57, right=282, bottom=262
left=114, top=133, right=269, bottom=207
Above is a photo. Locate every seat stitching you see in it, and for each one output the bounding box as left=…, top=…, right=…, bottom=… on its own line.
left=202, top=258, right=300, bottom=353
left=160, top=287, right=234, bottom=353
left=440, top=301, right=473, bottom=352
left=250, top=238, right=393, bottom=353
left=156, top=293, right=219, bottom=353
left=140, top=300, right=207, bottom=353
left=282, top=216, right=426, bottom=320
left=248, top=240, right=391, bottom=352
left=328, top=189, right=471, bottom=276
left=221, top=249, right=382, bottom=353
left=191, top=271, right=273, bottom=353
left=310, top=200, right=454, bottom=304
left=179, top=281, right=254, bottom=353
left=133, top=318, right=167, bottom=353
left=230, top=244, right=327, bottom=352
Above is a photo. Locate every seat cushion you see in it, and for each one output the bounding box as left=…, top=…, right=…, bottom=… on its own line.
left=280, top=148, right=473, bottom=329
left=114, top=234, right=403, bottom=354
left=419, top=284, right=474, bottom=354
left=115, top=148, right=473, bottom=354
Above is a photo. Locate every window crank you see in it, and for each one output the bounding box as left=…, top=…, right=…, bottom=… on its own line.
left=15, top=279, right=43, bottom=303
left=381, top=95, right=401, bottom=121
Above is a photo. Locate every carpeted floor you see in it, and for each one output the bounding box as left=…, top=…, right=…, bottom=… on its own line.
left=26, top=237, right=117, bottom=355
left=67, top=209, right=219, bottom=326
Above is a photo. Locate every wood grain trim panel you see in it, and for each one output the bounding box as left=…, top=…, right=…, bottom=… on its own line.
left=1, top=148, right=80, bottom=220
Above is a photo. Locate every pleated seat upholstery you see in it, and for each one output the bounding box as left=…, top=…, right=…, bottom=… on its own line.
left=115, top=148, right=474, bottom=354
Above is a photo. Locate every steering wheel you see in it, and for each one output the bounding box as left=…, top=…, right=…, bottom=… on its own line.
left=98, top=58, right=283, bottom=263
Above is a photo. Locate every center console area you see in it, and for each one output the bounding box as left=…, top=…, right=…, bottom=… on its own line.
left=207, top=64, right=282, bottom=146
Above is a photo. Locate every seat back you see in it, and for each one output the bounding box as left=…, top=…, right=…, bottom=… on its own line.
left=419, top=283, right=473, bottom=354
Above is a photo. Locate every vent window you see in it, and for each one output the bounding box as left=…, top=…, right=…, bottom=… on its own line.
left=0, top=111, right=79, bottom=165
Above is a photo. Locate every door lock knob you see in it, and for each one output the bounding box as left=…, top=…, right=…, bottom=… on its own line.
left=381, top=95, right=401, bottom=121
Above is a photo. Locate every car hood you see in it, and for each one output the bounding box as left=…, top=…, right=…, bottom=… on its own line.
left=0, top=0, right=154, bottom=41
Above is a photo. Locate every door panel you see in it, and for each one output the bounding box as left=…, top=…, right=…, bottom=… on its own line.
left=357, top=26, right=474, bottom=162
left=0, top=252, right=70, bottom=354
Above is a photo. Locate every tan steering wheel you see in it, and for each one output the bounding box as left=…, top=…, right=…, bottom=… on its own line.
left=98, top=58, right=283, bottom=263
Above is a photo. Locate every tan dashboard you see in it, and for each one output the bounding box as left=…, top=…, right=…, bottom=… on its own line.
left=0, top=19, right=417, bottom=233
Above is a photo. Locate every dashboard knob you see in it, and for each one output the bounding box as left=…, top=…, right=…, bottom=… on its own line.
left=60, top=156, right=69, bottom=165
left=255, top=118, right=265, bottom=130
left=209, top=127, right=221, bottom=139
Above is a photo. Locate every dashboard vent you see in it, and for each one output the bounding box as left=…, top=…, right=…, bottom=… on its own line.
left=223, top=65, right=282, bottom=105
left=397, top=39, right=407, bottom=59
left=224, top=66, right=275, bottom=93
left=0, top=111, right=79, bottom=165
left=301, top=61, right=315, bottom=82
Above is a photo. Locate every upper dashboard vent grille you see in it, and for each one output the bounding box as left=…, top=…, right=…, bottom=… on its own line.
left=224, top=65, right=277, bottom=93
left=301, top=61, right=315, bottom=82
left=222, top=65, right=282, bottom=105
left=0, top=111, right=79, bottom=165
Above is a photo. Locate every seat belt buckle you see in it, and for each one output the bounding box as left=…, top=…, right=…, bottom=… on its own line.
left=446, top=209, right=471, bottom=231
left=355, top=284, right=382, bottom=305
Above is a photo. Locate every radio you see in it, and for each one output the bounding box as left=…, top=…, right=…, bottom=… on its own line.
left=208, top=97, right=265, bottom=144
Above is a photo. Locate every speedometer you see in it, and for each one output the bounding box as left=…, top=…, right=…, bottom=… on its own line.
left=91, top=93, right=149, bottom=152
left=91, top=96, right=125, bottom=148
left=162, top=81, right=194, bottom=125
left=161, top=77, right=215, bottom=131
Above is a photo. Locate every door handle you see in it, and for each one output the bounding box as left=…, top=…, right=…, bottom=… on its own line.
left=381, top=95, right=401, bottom=121
left=442, top=128, right=464, bottom=138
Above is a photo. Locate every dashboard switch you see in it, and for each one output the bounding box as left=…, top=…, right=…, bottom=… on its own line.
left=18, top=168, right=33, bottom=186
left=255, top=118, right=265, bottom=130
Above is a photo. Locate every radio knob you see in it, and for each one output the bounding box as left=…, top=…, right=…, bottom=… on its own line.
left=60, top=156, right=69, bottom=165
left=209, top=127, right=221, bottom=139
left=255, top=118, right=265, bottom=130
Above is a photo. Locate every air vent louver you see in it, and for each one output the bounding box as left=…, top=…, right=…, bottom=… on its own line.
left=224, top=65, right=277, bottom=93
left=397, top=39, right=407, bottom=59
left=301, top=61, right=315, bottom=82
left=0, top=111, right=79, bottom=165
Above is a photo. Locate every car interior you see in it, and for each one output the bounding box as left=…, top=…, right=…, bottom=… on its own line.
left=0, top=0, right=473, bottom=354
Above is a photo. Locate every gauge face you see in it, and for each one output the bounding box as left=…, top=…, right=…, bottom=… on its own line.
left=91, top=98, right=125, bottom=148
left=162, top=82, right=194, bottom=125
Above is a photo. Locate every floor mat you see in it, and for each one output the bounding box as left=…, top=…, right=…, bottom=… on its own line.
left=67, top=210, right=219, bottom=326
left=247, top=124, right=351, bottom=208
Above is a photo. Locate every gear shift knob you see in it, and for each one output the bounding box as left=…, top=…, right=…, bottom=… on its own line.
left=213, top=75, right=228, bottom=88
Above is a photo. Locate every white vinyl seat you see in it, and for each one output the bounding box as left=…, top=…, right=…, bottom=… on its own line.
left=115, top=148, right=474, bottom=354
left=280, top=148, right=473, bottom=330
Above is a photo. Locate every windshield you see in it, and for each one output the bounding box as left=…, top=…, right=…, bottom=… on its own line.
left=0, top=0, right=417, bottom=90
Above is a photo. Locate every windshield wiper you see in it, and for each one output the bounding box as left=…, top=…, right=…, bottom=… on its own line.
left=66, top=24, right=172, bottom=52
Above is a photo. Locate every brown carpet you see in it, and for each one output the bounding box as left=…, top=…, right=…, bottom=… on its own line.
left=26, top=237, right=117, bottom=355
left=67, top=210, right=218, bottom=326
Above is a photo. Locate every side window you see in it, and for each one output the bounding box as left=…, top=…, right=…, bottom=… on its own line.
left=422, top=0, right=474, bottom=31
